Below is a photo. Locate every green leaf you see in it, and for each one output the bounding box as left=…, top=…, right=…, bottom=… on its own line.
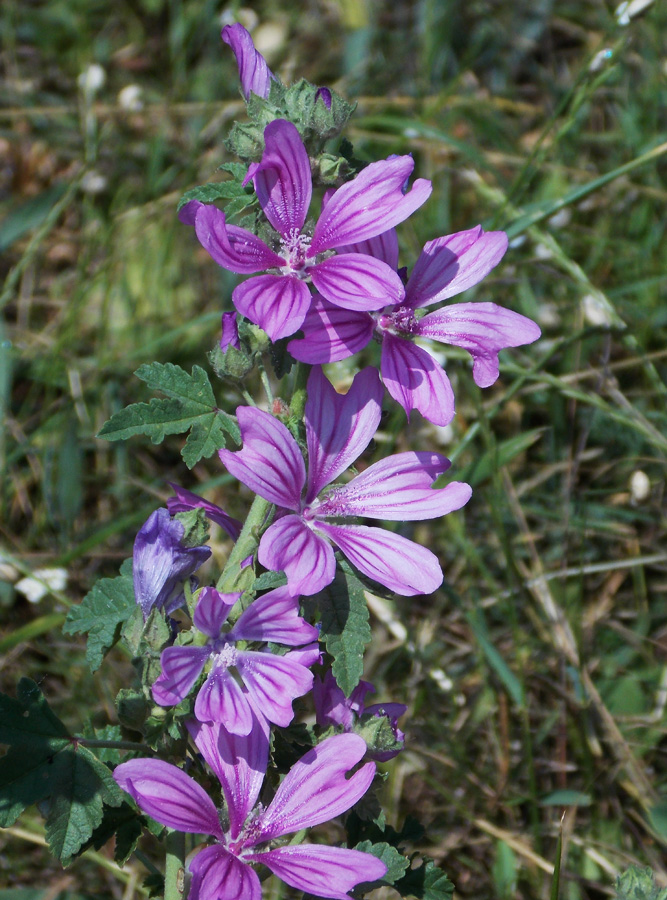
left=355, top=841, right=410, bottom=885
left=63, top=562, right=135, bottom=672
left=253, top=571, right=288, bottom=591
left=540, top=789, right=592, bottom=806
left=82, top=800, right=144, bottom=865
left=467, top=607, right=525, bottom=708
left=176, top=180, right=254, bottom=215
left=97, top=363, right=239, bottom=468
left=395, top=857, right=455, bottom=900
left=616, top=865, right=667, bottom=900
left=463, top=427, right=545, bottom=487
left=0, top=679, right=124, bottom=865
left=318, top=561, right=371, bottom=696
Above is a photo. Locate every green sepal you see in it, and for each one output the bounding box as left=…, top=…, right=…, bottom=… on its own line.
left=209, top=342, right=255, bottom=381
left=174, top=507, right=209, bottom=548
left=356, top=711, right=403, bottom=759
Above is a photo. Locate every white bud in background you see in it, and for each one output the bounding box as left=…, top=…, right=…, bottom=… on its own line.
left=629, top=470, right=650, bottom=504
left=582, top=293, right=613, bottom=327
left=615, top=0, right=656, bottom=26
left=78, top=63, right=106, bottom=95
left=118, top=84, right=143, bottom=112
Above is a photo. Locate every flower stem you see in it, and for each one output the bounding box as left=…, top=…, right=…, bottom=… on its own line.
left=289, top=361, right=311, bottom=420
left=216, top=493, right=272, bottom=594
left=163, top=829, right=185, bottom=900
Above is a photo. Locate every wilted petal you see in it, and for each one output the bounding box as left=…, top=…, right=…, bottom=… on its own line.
left=222, top=23, right=275, bottom=101
left=113, top=758, right=222, bottom=838
left=310, top=253, right=404, bottom=311
left=189, top=844, right=261, bottom=900
left=219, top=407, right=305, bottom=510
left=152, top=645, right=210, bottom=707
left=167, top=483, right=242, bottom=541
left=381, top=334, right=456, bottom=426
left=337, top=227, right=399, bottom=270
left=316, top=522, right=445, bottom=596
left=310, top=156, right=431, bottom=253
left=231, top=585, right=319, bottom=645
left=417, top=301, right=542, bottom=387
left=194, top=205, right=284, bottom=274
left=404, top=227, right=508, bottom=309
left=251, top=120, right=312, bottom=236
left=187, top=715, right=269, bottom=840
left=251, top=845, right=387, bottom=900
left=258, top=515, right=335, bottom=597
left=195, top=665, right=254, bottom=733
left=193, top=587, right=239, bottom=638
left=232, top=273, right=312, bottom=341
left=318, top=451, right=471, bottom=521
left=287, top=296, right=373, bottom=364
left=305, top=367, right=383, bottom=502
left=255, top=734, right=375, bottom=841
left=236, top=650, right=314, bottom=726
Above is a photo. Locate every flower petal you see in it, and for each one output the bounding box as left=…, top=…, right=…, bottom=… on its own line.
left=194, top=205, right=284, bottom=274
left=152, top=645, right=210, bottom=707
left=232, top=274, right=312, bottom=341
left=255, top=734, right=375, bottom=841
left=189, top=844, right=261, bottom=900
left=167, top=483, right=242, bottom=541
left=319, top=450, right=471, bottom=520
left=113, top=758, right=222, bottom=838
left=310, top=254, right=404, bottom=311
left=195, top=665, right=255, bottom=733
left=337, top=227, right=399, bottom=270
left=250, top=120, right=312, bottom=236
left=221, top=23, right=275, bottom=101
left=310, top=156, right=431, bottom=252
left=250, top=845, right=386, bottom=900
left=404, top=227, right=508, bottom=309
left=258, top=515, right=335, bottom=597
left=219, top=407, right=305, bottom=510
left=380, top=334, right=456, bottom=426
left=231, top=585, right=319, bottom=645
left=305, top=367, right=383, bottom=502
left=316, top=522, right=445, bottom=596
left=287, top=296, right=374, bottom=364
left=313, top=671, right=373, bottom=730
left=236, top=650, right=314, bottom=726
left=193, top=587, right=240, bottom=638
left=187, top=714, right=269, bottom=841
left=417, top=301, right=542, bottom=387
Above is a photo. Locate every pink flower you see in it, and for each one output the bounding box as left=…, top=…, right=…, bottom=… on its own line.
left=221, top=24, right=276, bottom=101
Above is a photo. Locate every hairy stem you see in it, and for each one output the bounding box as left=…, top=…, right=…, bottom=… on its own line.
left=164, top=830, right=186, bottom=900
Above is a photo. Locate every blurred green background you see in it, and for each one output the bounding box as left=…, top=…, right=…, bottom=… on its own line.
left=1, top=0, right=666, bottom=897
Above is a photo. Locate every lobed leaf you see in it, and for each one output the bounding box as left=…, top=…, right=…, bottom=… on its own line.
left=394, top=857, right=455, bottom=900
left=318, top=561, right=371, bottom=697
left=355, top=840, right=410, bottom=885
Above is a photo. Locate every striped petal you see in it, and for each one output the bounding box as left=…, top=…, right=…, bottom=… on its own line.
left=258, top=515, right=335, bottom=597
left=250, top=120, right=312, bottom=236
left=194, top=205, right=284, bottom=274
left=287, top=296, right=374, bottom=364
left=310, top=253, right=404, bottom=311
left=380, top=334, right=456, bottom=426
left=232, top=274, right=312, bottom=340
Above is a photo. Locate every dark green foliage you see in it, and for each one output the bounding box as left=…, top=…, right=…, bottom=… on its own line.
left=395, top=858, right=455, bottom=900
left=318, top=561, right=371, bottom=697
left=616, top=866, right=667, bottom=900
left=355, top=840, right=410, bottom=885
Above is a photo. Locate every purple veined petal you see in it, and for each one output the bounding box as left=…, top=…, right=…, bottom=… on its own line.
left=152, top=645, right=210, bottom=707
left=380, top=333, right=456, bottom=427
left=251, top=120, right=312, bottom=237
left=319, top=451, right=471, bottom=521
left=232, top=273, right=312, bottom=341
left=167, top=483, right=242, bottom=541
left=404, top=227, right=508, bottom=309
left=249, top=845, right=387, bottom=900
left=337, top=227, right=399, bottom=270
left=193, top=587, right=240, bottom=638
left=316, top=522, right=445, bottom=596
left=258, top=515, right=335, bottom=597
left=284, top=642, right=322, bottom=668
left=304, top=367, right=383, bottom=503
left=236, top=650, right=314, bottom=727
left=417, top=301, right=542, bottom=387
left=310, top=253, right=404, bottom=311
left=220, top=311, right=240, bottom=353
left=255, top=734, right=375, bottom=842
left=221, top=23, right=275, bottom=102
left=187, top=715, right=269, bottom=841
left=178, top=199, right=204, bottom=226
left=189, top=844, right=261, bottom=900
left=287, top=295, right=373, bottom=364
left=230, top=585, right=319, bottom=645
left=310, top=156, right=431, bottom=253
left=195, top=665, right=255, bottom=733
left=194, top=205, right=285, bottom=274
left=113, top=758, right=222, bottom=838
left=313, top=671, right=374, bottom=730
left=219, top=407, right=305, bottom=510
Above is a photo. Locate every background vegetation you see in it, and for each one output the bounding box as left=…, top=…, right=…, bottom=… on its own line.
left=1, top=0, right=666, bottom=897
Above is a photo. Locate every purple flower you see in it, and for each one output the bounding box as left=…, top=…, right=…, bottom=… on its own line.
left=219, top=367, right=471, bottom=597
left=221, top=24, right=276, bottom=101
left=167, top=483, right=242, bottom=541
left=289, top=226, right=542, bottom=425
left=114, top=719, right=387, bottom=900
left=191, top=119, right=431, bottom=340
left=133, top=508, right=211, bottom=619
left=152, top=585, right=319, bottom=733
left=314, top=671, right=406, bottom=761
left=219, top=311, right=240, bottom=353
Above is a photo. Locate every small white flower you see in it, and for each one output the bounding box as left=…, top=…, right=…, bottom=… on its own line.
left=16, top=568, right=68, bottom=604
left=118, top=84, right=143, bottom=112
left=81, top=171, right=108, bottom=194
left=615, top=0, right=655, bottom=25
left=78, top=63, right=106, bottom=94
left=629, top=470, right=650, bottom=504
left=582, top=293, right=613, bottom=327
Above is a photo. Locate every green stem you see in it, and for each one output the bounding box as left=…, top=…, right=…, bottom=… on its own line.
left=290, top=361, right=311, bottom=420
left=164, top=829, right=186, bottom=900
left=216, top=493, right=272, bottom=594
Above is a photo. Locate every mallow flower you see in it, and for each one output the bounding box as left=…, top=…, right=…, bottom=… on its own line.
left=189, top=119, right=431, bottom=340
left=221, top=23, right=276, bottom=101
left=219, top=367, right=472, bottom=597
left=133, top=508, right=211, bottom=619
left=152, top=585, right=319, bottom=733
left=288, top=226, right=542, bottom=425
left=114, top=716, right=387, bottom=900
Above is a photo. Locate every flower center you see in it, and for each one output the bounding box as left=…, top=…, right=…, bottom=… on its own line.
left=279, top=228, right=312, bottom=278
left=375, top=306, right=418, bottom=337
left=210, top=639, right=238, bottom=672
